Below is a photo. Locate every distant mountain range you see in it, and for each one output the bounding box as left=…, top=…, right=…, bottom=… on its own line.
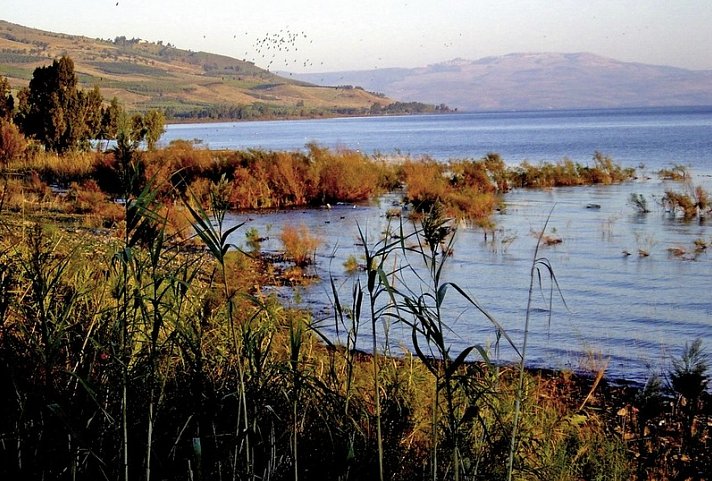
left=3, top=18, right=711, bottom=115
left=286, top=53, right=712, bottom=111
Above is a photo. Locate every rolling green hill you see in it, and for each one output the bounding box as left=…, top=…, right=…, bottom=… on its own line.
left=0, top=19, right=395, bottom=119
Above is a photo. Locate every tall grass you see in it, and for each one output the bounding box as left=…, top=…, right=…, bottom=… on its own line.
left=0, top=198, right=698, bottom=480
left=2, top=145, right=698, bottom=481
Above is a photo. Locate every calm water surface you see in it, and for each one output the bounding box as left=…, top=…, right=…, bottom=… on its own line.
left=168, top=108, right=712, bottom=383
left=164, top=107, right=712, bottom=172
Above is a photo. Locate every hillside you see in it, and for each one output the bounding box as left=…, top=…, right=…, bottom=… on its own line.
left=288, top=53, right=712, bottom=111
left=0, top=19, right=393, bottom=118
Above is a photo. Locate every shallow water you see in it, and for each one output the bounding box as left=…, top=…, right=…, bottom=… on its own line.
left=168, top=107, right=712, bottom=383
left=226, top=176, right=712, bottom=384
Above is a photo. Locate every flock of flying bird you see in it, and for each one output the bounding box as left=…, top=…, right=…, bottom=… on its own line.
left=112, top=3, right=317, bottom=73
left=242, top=29, right=319, bottom=72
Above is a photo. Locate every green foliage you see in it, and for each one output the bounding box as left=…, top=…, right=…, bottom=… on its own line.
left=671, top=338, right=708, bottom=402
left=9, top=56, right=165, bottom=153
left=0, top=75, right=13, bottom=120
left=670, top=338, right=709, bottom=468
left=629, top=193, right=650, bottom=214
left=99, top=96, right=122, bottom=140
left=130, top=108, right=166, bottom=150
left=509, top=153, right=635, bottom=189
left=17, top=56, right=102, bottom=152
left=245, top=226, right=263, bottom=254
left=91, top=61, right=170, bottom=77
left=141, top=109, right=166, bottom=150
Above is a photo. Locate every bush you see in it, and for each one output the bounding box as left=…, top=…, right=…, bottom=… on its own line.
left=280, top=224, right=321, bottom=266
left=629, top=193, right=650, bottom=214
left=663, top=186, right=711, bottom=219
left=310, top=146, right=383, bottom=203
left=658, top=163, right=690, bottom=181
left=67, top=179, right=106, bottom=213
left=0, top=119, right=27, bottom=165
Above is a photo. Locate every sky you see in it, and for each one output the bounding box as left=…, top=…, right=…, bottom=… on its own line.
left=3, top=1, right=712, bottom=73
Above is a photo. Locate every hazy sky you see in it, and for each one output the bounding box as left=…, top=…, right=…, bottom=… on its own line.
left=3, top=1, right=712, bottom=72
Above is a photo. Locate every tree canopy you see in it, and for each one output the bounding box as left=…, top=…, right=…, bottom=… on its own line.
left=13, top=56, right=165, bottom=153
left=0, top=76, right=13, bottom=120
left=17, top=56, right=89, bottom=152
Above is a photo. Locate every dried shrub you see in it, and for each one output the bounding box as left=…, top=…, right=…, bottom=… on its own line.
left=24, top=149, right=99, bottom=184
left=267, top=151, right=316, bottom=205
left=144, top=140, right=214, bottom=193
left=401, top=159, right=448, bottom=212
left=0, top=119, right=27, bottom=165
left=658, top=163, right=690, bottom=181
left=185, top=177, right=213, bottom=208
left=280, top=224, right=321, bottom=266
left=67, top=179, right=107, bottom=213
left=663, top=187, right=710, bottom=219
left=229, top=166, right=273, bottom=209
left=402, top=158, right=503, bottom=225
left=0, top=178, right=29, bottom=211
left=311, top=147, right=382, bottom=202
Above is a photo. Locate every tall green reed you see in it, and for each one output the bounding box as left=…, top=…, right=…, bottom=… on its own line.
left=506, top=207, right=565, bottom=481
left=387, top=203, right=517, bottom=481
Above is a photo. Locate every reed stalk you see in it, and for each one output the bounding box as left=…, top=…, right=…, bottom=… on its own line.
left=506, top=207, right=564, bottom=481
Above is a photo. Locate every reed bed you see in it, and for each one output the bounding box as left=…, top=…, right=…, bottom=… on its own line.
left=0, top=144, right=707, bottom=480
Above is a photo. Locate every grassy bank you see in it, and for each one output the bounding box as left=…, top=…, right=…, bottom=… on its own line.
left=1, top=144, right=708, bottom=480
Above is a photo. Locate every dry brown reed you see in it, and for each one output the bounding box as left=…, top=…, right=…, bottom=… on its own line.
left=280, top=224, right=322, bottom=266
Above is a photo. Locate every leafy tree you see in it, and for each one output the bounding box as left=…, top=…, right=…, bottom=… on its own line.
left=142, top=109, right=166, bottom=150
left=0, top=76, right=14, bottom=120
left=131, top=113, right=146, bottom=142
left=99, top=96, right=123, bottom=140
left=129, top=109, right=166, bottom=150
left=18, top=56, right=103, bottom=153
left=13, top=87, right=30, bottom=126
left=82, top=85, right=104, bottom=142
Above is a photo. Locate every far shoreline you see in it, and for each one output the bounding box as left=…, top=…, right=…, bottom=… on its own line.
left=163, top=104, right=712, bottom=125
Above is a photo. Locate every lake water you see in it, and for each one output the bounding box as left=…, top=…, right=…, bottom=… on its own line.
left=165, top=107, right=712, bottom=384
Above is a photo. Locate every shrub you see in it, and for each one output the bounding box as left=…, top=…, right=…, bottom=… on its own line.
left=0, top=119, right=27, bottom=165
left=280, top=224, right=321, bottom=266
left=658, top=163, right=690, bottom=181
left=310, top=145, right=384, bottom=203
left=670, top=338, right=709, bottom=458
left=343, top=254, right=360, bottom=274
left=245, top=226, right=263, bottom=253
left=401, top=159, right=448, bottom=213
left=67, top=179, right=106, bottom=213
left=663, top=186, right=710, bottom=219
left=671, top=338, right=708, bottom=404
left=629, top=193, right=651, bottom=213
